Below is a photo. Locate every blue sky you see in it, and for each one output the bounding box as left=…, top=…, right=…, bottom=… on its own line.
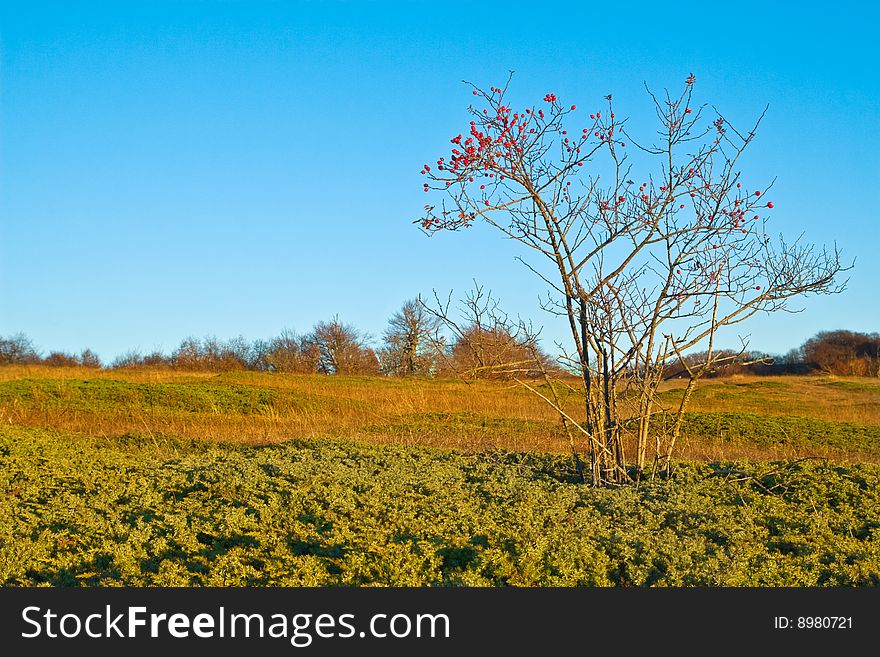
left=1, top=1, right=878, bottom=362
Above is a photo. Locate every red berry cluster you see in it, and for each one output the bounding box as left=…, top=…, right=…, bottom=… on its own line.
left=418, top=80, right=769, bottom=241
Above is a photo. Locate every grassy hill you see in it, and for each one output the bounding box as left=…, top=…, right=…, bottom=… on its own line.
left=2, top=366, right=880, bottom=461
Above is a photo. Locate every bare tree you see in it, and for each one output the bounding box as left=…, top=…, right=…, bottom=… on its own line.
left=170, top=335, right=254, bottom=371
left=802, top=330, right=880, bottom=376
left=422, top=285, right=552, bottom=380
left=0, top=333, right=41, bottom=365
left=43, top=351, right=80, bottom=367
left=309, top=316, right=380, bottom=375
left=171, top=337, right=204, bottom=370
left=418, top=74, right=848, bottom=485
left=379, top=299, right=442, bottom=376
left=79, top=349, right=102, bottom=368
left=258, top=329, right=321, bottom=373
left=110, top=350, right=146, bottom=369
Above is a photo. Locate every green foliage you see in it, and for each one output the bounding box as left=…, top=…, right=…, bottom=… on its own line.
left=2, top=427, right=879, bottom=587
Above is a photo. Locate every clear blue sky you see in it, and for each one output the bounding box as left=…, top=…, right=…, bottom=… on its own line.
left=1, top=1, right=878, bottom=362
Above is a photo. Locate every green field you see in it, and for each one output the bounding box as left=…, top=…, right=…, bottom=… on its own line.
left=2, top=368, right=880, bottom=586
left=3, top=427, right=880, bottom=586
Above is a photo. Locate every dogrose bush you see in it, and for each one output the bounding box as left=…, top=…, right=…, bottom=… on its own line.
left=1, top=324, right=876, bottom=378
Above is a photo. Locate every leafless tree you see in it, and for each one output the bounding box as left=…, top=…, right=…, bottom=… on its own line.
left=664, top=348, right=769, bottom=379
left=802, top=330, right=880, bottom=376
left=43, top=351, right=80, bottom=367
left=379, top=299, right=442, bottom=376
left=79, top=349, right=102, bottom=368
left=170, top=335, right=254, bottom=371
left=422, top=285, right=553, bottom=380
left=172, top=337, right=205, bottom=370
left=418, top=74, right=848, bottom=485
left=110, top=350, right=145, bottom=369
left=0, top=333, right=40, bottom=365
left=260, top=329, right=321, bottom=373
left=309, top=316, right=380, bottom=375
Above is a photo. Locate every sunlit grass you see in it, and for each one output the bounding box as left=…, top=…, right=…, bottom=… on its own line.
left=1, top=366, right=879, bottom=461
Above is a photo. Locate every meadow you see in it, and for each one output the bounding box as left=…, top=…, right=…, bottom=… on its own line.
left=2, top=366, right=880, bottom=586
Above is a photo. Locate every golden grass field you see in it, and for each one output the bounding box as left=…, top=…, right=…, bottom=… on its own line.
left=1, top=365, right=879, bottom=463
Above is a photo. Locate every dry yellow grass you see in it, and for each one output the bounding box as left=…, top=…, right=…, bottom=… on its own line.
left=659, top=374, right=880, bottom=425
left=1, top=365, right=879, bottom=462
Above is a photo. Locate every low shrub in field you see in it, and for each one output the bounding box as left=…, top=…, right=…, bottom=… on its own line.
left=2, top=427, right=879, bottom=587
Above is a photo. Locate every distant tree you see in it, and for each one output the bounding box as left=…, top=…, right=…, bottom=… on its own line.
left=780, top=348, right=805, bottom=367
left=310, top=317, right=379, bottom=375
left=249, top=339, right=272, bottom=371
left=260, top=330, right=321, bottom=373
left=196, top=336, right=225, bottom=369
left=423, top=285, right=555, bottom=380
left=379, top=299, right=443, bottom=376
left=218, top=335, right=254, bottom=370
left=170, top=335, right=252, bottom=371
left=110, top=350, right=145, bottom=369
left=43, top=351, right=80, bottom=367
left=802, top=330, right=880, bottom=376
left=141, top=351, right=170, bottom=367
left=79, top=349, right=102, bottom=368
left=451, top=325, right=553, bottom=379
left=172, top=337, right=205, bottom=370
left=0, top=333, right=40, bottom=365
left=109, top=349, right=171, bottom=369
left=664, top=348, right=771, bottom=379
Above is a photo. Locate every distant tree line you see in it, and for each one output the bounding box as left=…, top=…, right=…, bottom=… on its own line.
left=799, top=330, right=880, bottom=377
left=663, top=330, right=880, bottom=378
left=1, top=312, right=877, bottom=379
left=0, top=298, right=551, bottom=379
left=0, top=333, right=102, bottom=369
